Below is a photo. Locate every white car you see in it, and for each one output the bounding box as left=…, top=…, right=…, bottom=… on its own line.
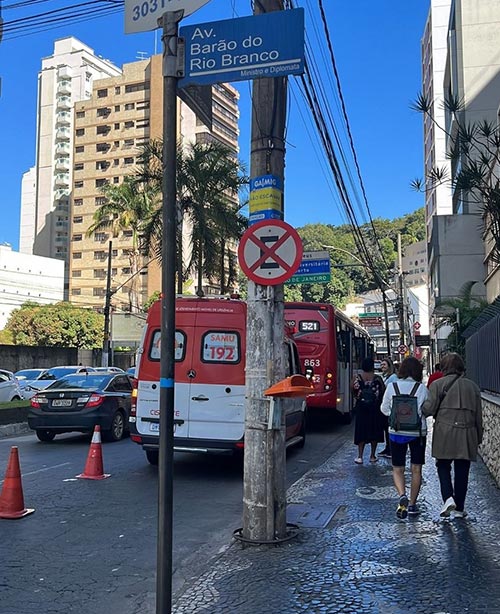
left=21, top=366, right=96, bottom=399
left=0, top=369, right=23, bottom=402
left=93, top=367, right=125, bottom=373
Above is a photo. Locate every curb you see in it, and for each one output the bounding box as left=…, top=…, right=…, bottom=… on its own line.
left=0, top=422, right=31, bottom=439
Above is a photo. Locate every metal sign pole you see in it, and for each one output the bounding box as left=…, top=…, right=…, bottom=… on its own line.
left=157, top=10, right=183, bottom=614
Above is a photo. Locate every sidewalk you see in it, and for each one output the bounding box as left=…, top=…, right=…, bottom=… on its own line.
left=172, top=434, right=500, bottom=614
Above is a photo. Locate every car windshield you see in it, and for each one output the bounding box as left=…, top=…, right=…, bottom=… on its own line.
left=45, top=374, right=111, bottom=390
left=15, top=369, right=44, bottom=380
left=39, top=368, right=85, bottom=380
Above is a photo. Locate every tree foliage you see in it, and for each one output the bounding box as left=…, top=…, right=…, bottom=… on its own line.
left=5, top=302, right=103, bottom=348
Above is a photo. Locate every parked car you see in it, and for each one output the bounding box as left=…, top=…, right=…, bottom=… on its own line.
left=21, top=366, right=96, bottom=399
left=0, top=369, right=23, bottom=402
left=14, top=368, right=46, bottom=397
left=126, top=366, right=136, bottom=376
left=94, top=366, right=124, bottom=373
left=28, top=372, right=133, bottom=442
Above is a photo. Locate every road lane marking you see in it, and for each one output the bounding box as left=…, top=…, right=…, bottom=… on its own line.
left=22, top=462, right=71, bottom=477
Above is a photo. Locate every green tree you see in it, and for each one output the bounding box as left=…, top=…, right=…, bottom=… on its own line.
left=6, top=302, right=103, bottom=348
left=0, top=329, right=14, bottom=345
left=136, top=140, right=248, bottom=295
left=88, top=177, right=159, bottom=311
left=435, top=281, right=488, bottom=356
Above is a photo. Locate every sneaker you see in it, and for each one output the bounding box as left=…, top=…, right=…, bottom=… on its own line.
left=354, top=457, right=363, bottom=465
left=408, top=504, right=421, bottom=516
left=440, top=496, right=457, bottom=517
left=454, top=510, right=468, bottom=519
left=378, top=449, right=391, bottom=458
left=396, top=495, right=409, bottom=519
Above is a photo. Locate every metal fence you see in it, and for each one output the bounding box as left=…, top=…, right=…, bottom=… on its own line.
left=466, top=314, right=500, bottom=394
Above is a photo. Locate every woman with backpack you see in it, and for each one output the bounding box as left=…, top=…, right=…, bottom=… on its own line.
left=352, top=357, right=385, bottom=465
left=380, top=357, right=429, bottom=519
left=378, top=358, right=398, bottom=458
left=422, top=353, right=483, bottom=519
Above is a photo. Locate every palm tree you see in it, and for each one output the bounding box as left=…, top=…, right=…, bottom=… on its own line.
left=136, top=139, right=248, bottom=295
left=435, top=281, right=488, bottom=355
left=87, top=177, right=159, bottom=311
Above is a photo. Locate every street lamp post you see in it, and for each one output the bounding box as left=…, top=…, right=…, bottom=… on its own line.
left=322, top=245, right=393, bottom=358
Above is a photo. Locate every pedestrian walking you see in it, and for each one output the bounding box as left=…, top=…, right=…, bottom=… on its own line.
left=427, top=362, right=443, bottom=388
left=352, top=358, right=385, bottom=465
left=380, top=357, right=429, bottom=519
left=422, top=353, right=483, bottom=519
left=378, top=358, right=398, bottom=458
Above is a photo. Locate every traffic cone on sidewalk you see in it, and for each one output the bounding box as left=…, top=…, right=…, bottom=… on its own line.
left=0, top=446, right=35, bottom=519
left=77, top=425, right=110, bottom=480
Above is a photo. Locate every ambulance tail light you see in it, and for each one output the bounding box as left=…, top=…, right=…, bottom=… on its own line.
left=129, top=378, right=138, bottom=422
left=324, top=371, right=333, bottom=391
left=234, top=441, right=244, bottom=449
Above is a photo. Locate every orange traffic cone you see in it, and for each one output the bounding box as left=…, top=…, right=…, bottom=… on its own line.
left=77, top=425, right=110, bottom=480
left=0, top=446, right=35, bottom=519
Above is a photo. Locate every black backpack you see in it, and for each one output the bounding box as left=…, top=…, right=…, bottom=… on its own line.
left=358, top=377, right=379, bottom=406
left=389, top=382, right=421, bottom=432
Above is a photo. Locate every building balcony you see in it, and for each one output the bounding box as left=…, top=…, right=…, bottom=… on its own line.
left=57, top=97, right=71, bottom=110
left=55, top=221, right=69, bottom=229
left=54, top=174, right=69, bottom=187
left=55, top=158, right=70, bottom=171
left=55, top=143, right=70, bottom=155
left=57, top=82, right=71, bottom=95
left=57, top=66, right=73, bottom=80
left=56, top=111, right=71, bottom=126
left=54, top=189, right=70, bottom=201
left=55, top=128, right=70, bottom=141
left=54, top=235, right=68, bottom=244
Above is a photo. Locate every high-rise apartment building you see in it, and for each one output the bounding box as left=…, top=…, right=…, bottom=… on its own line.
left=19, top=37, right=121, bottom=271
left=68, top=54, right=239, bottom=312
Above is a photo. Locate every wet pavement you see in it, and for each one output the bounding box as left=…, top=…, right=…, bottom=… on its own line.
left=172, top=432, right=500, bottom=613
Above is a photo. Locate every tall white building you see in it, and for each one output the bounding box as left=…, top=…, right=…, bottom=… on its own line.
left=0, top=245, right=64, bottom=329
left=19, top=37, right=121, bottom=271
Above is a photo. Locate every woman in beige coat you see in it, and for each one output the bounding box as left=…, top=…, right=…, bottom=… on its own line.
left=422, top=353, right=483, bottom=518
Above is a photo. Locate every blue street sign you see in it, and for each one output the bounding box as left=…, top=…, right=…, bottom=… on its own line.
left=249, top=209, right=283, bottom=225
left=295, top=259, right=331, bottom=275
left=250, top=175, right=283, bottom=192
left=179, top=9, right=305, bottom=88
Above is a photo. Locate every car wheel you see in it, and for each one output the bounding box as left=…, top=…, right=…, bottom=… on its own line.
left=11, top=396, right=21, bottom=401
left=146, top=450, right=159, bottom=465
left=104, top=411, right=125, bottom=442
left=36, top=429, right=56, bottom=442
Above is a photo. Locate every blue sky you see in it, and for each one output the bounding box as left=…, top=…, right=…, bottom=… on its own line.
left=0, top=1, right=430, bottom=251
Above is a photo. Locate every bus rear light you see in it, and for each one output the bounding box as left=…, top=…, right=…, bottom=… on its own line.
left=324, top=371, right=333, bottom=389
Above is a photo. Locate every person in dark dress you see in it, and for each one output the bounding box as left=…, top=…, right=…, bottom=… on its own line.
left=352, top=358, right=385, bottom=464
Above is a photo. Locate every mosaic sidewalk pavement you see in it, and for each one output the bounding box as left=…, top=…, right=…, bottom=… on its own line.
left=172, top=435, right=500, bottom=614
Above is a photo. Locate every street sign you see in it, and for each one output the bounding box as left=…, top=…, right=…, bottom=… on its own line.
left=238, top=220, right=303, bottom=286
left=125, top=0, right=211, bottom=34
left=359, top=318, right=383, bottom=328
left=398, top=344, right=408, bottom=355
left=413, top=321, right=421, bottom=331
left=249, top=174, right=283, bottom=225
left=286, top=250, right=331, bottom=285
left=415, top=335, right=431, bottom=347
left=178, top=9, right=305, bottom=88
left=177, top=84, right=213, bottom=130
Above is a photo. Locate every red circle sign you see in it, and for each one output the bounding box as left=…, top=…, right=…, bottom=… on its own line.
left=238, top=220, right=303, bottom=286
left=398, top=344, right=408, bottom=355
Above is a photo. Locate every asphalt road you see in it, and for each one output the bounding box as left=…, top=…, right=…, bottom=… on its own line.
left=0, top=414, right=350, bottom=614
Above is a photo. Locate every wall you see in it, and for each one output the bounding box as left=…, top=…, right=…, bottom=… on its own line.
left=480, top=393, right=500, bottom=487
left=0, top=345, right=95, bottom=372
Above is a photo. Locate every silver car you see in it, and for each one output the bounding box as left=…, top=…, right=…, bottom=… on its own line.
left=21, top=366, right=96, bottom=399
left=0, top=369, right=23, bottom=402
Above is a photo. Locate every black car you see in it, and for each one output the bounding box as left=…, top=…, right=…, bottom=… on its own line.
left=28, top=372, right=133, bottom=443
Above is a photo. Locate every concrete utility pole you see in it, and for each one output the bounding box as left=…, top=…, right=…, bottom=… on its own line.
left=243, top=0, right=288, bottom=542
left=397, top=233, right=406, bottom=346
left=101, top=240, right=113, bottom=367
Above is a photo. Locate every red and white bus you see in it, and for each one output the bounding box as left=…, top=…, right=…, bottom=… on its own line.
left=129, top=297, right=306, bottom=464
left=284, top=302, right=372, bottom=422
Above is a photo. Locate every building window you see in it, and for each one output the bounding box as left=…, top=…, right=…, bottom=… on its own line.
left=124, top=157, right=134, bottom=165
left=74, top=163, right=84, bottom=171
left=115, top=86, right=120, bottom=95
left=115, top=105, right=120, bottom=112
left=96, top=143, right=110, bottom=152
left=73, top=252, right=82, bottom=259
left=75, top=180, right=83, bottom=189
left=72, top=288, right=81, bottom=296
left=114, top=123, right=120, bottom=130
left=123, top=230, right=133, bottom=238
left=136, top=120, right=150, bottom=129
left=113, top=159, right=119, bottom=166
left=75, top=145, right=84, bottom=153
left=74, top=198, right=83, bottom=207
left=95, top=197, right=107, bottom=206
left=97, top=107, right=110, bottom=117
left=124, top=139, right=134, bottom=148
left=96, top=161, right=109, bottom=171
left=97, top=88, right=108, bottom=98
left=94, top=251, right=107, bottom=260
left=136, top=101, right=150, bottom=111
left=73, top=234, right=82, bottom=241
left=112, top=249, right=118, bottom=257
left=96, top=178, right=108, bottom=187
left=76, top=111, right=85, bottom=119
left=96, top=125, right=110, bottom=135
left=94, top=232, right=107, bottom=242
left=125, top=82, right=150, bottom=93
left=94, top=269, right=106, bottom=279
left=93, top=288, right=106, bottom=297
left=112, top=268, right=117, bottom=276
left=113, top=177, right=120, bottom=184
left=122, top=267, right=131, bottom=274
left=76, top=128, right=85, bottom=137
left=124, top=121, right=134, bottom=129
left=73, top=216, right=83, bottom=224
left=72, top=270, right=82, bottom=278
